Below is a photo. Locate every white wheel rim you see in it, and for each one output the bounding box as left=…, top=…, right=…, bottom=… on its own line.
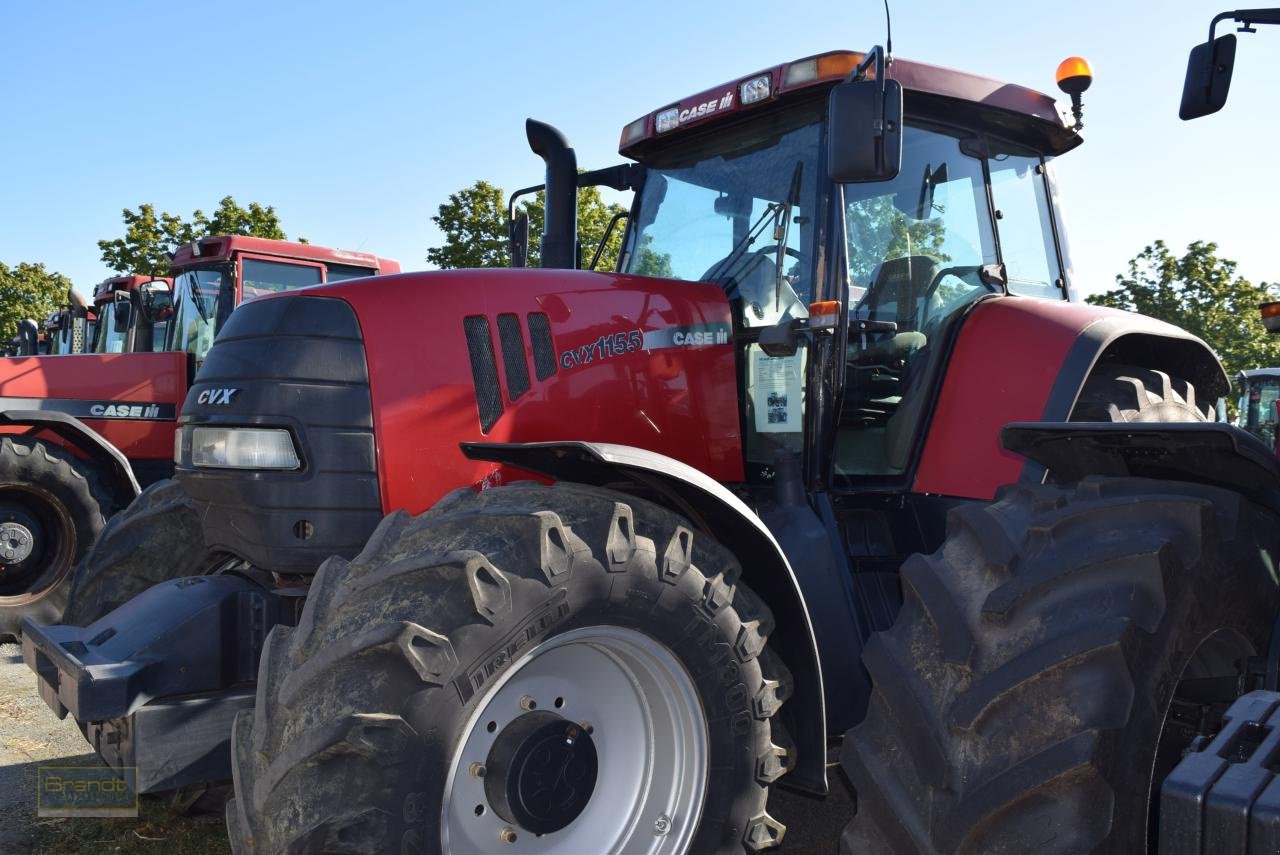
left=442, top=625, right=709, bottom=854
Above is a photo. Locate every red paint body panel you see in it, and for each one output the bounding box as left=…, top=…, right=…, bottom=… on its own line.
left=912, top=298, right=1145, bottom=500
left=311, top=269, right=743, bottom=516
left=0, top=352, right=188, bottom=459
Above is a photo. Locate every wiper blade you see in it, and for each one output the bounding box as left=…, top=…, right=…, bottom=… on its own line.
left=705, top=201, right=783, bottom=286
left=773, top=161, right=804, bottom=308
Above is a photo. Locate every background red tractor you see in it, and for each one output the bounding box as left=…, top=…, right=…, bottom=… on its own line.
left=19, top=21, right=1272, bottom=853
left=0, top=237, right=398, bottom=638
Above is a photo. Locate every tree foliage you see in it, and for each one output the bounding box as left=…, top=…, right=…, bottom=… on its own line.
left=426, top=178, right=628, bottom=270
left=98, top=196, right=298, bottom=276
left=0, top=261, right=73, bottom=342
left=1087, top=240, right=1280, bottom=385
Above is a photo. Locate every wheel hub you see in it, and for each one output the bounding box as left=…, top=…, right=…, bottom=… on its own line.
left=0, top=503, right=41, bottom=571
left=484, top=710, right=598, bottom=834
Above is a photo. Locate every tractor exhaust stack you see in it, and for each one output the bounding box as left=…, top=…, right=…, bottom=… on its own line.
left=525, top=118, right=577, bottom=269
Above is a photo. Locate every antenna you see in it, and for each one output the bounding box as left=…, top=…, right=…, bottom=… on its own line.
left=883, top=0, right=893, bottom=64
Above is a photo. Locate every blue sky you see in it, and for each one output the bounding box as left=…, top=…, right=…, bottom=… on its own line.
left=1, top=1, right=1274, bottom=297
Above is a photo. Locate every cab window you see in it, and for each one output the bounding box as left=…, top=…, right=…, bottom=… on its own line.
left=241, top=259, right=322, bottom=301
left=988, top=153, right=1063, bottom=299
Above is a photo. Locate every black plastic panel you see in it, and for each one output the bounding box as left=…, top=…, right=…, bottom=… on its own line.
left=1161, top=690, right=1280, bottom=854
left=177, top=296, right=381, bottom=573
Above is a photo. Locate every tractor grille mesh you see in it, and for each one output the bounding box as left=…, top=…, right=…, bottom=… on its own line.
left=497, top=313, right=531, bottom=400
left=527, top=312, right=557, bottom=380
left=463, top=316, right=503, bottom=432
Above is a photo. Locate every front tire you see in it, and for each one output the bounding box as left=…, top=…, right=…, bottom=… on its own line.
left=839, top=478, right=1280, bottom=853
left=228, top=482, right=794, bottom=854
left=62, top=478, right=216, bottom=626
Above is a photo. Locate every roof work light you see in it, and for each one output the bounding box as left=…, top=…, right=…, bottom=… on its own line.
left=1055, top=56, right=1093, bottom=131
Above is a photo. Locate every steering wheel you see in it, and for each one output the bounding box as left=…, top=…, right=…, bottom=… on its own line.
left=699, top=245, right=804, bottom=285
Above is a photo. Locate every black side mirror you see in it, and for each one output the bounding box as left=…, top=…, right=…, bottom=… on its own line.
left=827, top=75, right=903, bottom=183
left=1180, top=33, right=1237, bottom=120
left=140, top=280, right=172, bottom=322
left=509, top=212, right=530, bottom=268
left=112, top=299, right=131, bottom=333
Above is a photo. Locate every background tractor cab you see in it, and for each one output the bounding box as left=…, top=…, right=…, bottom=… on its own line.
left=35, top=289, right=96, bottom=356
left=1235, top=368, right=1280, bottom=449
left=88, top=275, right=173, bottom=355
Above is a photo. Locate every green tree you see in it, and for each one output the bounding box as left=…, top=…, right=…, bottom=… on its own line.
left=0, top=261, right=73, bottom=342
left=1087, top=240, right=1280, bottom=386
left=98, top=196, right=298, bottom=276
left=425, top=181, right=511, bottom=269
left=426, top=179, right=628, bottom=270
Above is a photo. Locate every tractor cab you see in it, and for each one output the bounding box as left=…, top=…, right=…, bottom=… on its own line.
left=89, top=275, right=172, bottom=354
left=1235, top=368, right=1280, bottom=448
left=39, top=299, right=94, bottom=355
left=164, top=236, right=398, bottom=362
left=609, top=50, right=1080, bottom=485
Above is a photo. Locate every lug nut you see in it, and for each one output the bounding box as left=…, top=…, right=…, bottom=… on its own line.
left=469, top=762, right=486, bottom=778
left=654, top=813, right=672, bottom=835
left=500, top=826, right=518, bottom=843
left=579, top=721, right=594, bottom=734
left=518, top=695, right=537, bottom=711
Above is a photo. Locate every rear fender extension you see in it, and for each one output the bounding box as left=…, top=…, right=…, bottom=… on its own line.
left=462, top=440, right=828, bottom=795
left=1003, top=421, right=1280, bottom=515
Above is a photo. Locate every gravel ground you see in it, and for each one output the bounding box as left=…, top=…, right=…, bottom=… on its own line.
left=0, top=640, right=853, bottom=852
left=0, top=642, right=96, bottom=851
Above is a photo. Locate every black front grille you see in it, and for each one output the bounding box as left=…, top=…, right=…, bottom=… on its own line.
left=176, top=296, right=380, bottom=574
left=528, top=312, right=557, bottom=380
left=497, top=313, right=531, bottom=401
left=464, top=315, right=503, bottom=432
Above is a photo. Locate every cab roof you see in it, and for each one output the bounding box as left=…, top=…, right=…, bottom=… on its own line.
left=170, top=236, right=400, bottom=274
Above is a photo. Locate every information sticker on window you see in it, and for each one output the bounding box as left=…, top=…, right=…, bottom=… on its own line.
left=752, top=351, right=803, bottom=433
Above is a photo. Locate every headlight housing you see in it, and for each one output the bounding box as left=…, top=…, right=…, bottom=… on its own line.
left=188, top=427, right=301, bottom=470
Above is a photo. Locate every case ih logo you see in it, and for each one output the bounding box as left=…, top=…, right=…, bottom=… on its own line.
left=196, top=388, right=240, bottom=405
left=89, top=403, right=162, bottom=419
left=678, top=91, right=734, bottom=125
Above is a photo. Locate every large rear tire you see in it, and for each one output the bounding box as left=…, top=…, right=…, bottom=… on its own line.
left=0, top=437, right=112, bottom=639
left=62, top=478, right=217, bottom=626
left=839, top=477, right=1280, bottom=853
left=1070, top=364, right=1210, bottom=422
left=228, top=482, right=795, bottom=854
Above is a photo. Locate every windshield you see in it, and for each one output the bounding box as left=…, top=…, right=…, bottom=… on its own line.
left=166, top=267, right=228, bottom=360
left=92, top=302, right=129, bottom=353
left=622, top=104, right=823, bottom=328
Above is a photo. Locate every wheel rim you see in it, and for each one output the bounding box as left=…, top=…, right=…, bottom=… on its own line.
left=1146, top=627, right=1254, bottom=848
left=0, top=488, right=73, bottom=602
left=442, top=625, right=709, bottom=854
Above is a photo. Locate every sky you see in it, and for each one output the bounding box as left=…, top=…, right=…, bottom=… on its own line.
left=0, top=0, right=1274, bottom=298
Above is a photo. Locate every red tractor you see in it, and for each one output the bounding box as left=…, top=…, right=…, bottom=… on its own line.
left=85, top=274, right=174, bottom=355
left=0, top=236, right=398, bottom=639
left=20, top=29, right=1271, bottom=854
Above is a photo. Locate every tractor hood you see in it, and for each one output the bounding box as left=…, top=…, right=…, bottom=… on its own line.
left=175, top=268, right=743, bottom=570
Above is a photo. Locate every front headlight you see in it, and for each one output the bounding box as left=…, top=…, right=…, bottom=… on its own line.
left=189, top=427, right=300, bottom=470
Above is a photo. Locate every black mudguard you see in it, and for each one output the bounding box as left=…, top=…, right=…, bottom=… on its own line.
left=1002, top=421, right=1280, bottom=514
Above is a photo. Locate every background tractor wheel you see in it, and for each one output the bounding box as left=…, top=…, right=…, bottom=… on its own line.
left=227, top=481, right=794, bottom=854
left=0, top=437, right=113, bottom=639
left=1070, top=363, right=1210, bottom=422
left=63, top=478, right=223, bottom=626
left=839, top=477, right=1280, bottom=853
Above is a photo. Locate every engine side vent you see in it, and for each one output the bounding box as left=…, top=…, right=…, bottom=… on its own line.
left=463, top=315, right=503, bottom=432
left=527, top=312, right=557, bottom=380
left=497, top=313, right=531, bottom=400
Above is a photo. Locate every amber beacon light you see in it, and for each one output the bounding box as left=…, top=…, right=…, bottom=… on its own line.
left=1055, top=56, right=1093, bottom=131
